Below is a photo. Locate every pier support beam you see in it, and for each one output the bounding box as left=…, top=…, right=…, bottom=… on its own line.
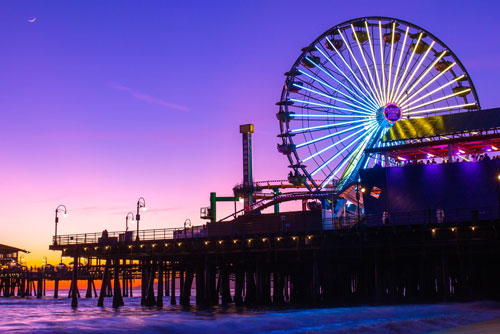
left=36, top=277, right=42, bottom=299
left=170, top=267, right=176, bottom=305
left=54, top=279, right=59, bottom=299
left=244, top=271, right=256, bottom=305
left=85, top=279, right=93, bottom=298
left=165, top=264, right=170, bottom=297
left=234, top=265, right=244, bottom=306
left=71, top=256, right=79, bottom=308
left=220, top=265, right=231, bottom=305
left=113, top=258, right=124, bottom=308
left=181, top=267, right=194, bottom=306
left=97, top=259, right=110, bottom=307
left=273, top=271, right=284, bottom=305
left=140, top=260, right=146, bottom=305
left=195, top=263, right=205, bottom=306
left=145, top=260, right=156, bottom=307
left=157, top=260, right=164, bottom=307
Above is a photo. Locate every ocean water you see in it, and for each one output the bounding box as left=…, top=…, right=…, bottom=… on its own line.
left=1, top=294, right=500, bottom=334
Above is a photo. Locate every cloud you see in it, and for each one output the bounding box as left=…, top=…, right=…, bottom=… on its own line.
left=109, top=83, right=189, bottom=112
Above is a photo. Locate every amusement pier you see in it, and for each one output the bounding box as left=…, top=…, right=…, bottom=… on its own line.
left=3, top=16, right=500, bottom=309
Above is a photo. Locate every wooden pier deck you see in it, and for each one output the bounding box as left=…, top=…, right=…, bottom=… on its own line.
left=3, top=208, right=500, bottom=309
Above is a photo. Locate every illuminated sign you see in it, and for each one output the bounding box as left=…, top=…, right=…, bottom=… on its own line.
left=383, top=103, right=402, bottom=123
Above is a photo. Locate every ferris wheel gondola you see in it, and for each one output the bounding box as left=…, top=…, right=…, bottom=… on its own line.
left=277, top=16, right=480, bottom=192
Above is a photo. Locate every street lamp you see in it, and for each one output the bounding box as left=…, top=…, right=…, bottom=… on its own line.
left=184, top=218, right=192, bottom=238
left=355, top=182, right=366, bottom=226
left=126, top=212, right=134, bottom=232
left=54, top=205, right=68, bottom=245
left=135, top=197, right=146, bottom=241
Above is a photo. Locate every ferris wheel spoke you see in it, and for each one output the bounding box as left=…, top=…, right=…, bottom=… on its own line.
left=296, top=120, right=376, bottom=148
left=404, top=88, right=472, bottom=113
left=325, top=36, right=380, bottom=108
left=290, top=112, right=360, bottom=119
left=395, top=50, right=446, bottom=105
left=289, top=98, right=377, bottom=117
left=392, top=33, right=424, bottom=103
left=290, top=119, right=368, bottom=134
left=317, top=42, right=379, bottom=109
left=350, top=23, right=384, bottom=105
left=293, top=83, right=375, bottom=114
left=320, top=125, right=380, bottom=188
left=404, top=102, right=477, bottom=116
left=289, top=104, right=372, bottom=116
left=402, top=74, right=465, bottom=109
left=386, top=22, right=397, bottom=105
left=310, top=122, right=378, bottom=176
left=304, top=123, right=377, bottom=164
left=394, top=40, right=436, bottom=103
left=388, top=26, right=410, bottom=102
left=291, top=91, right=346, bottom=114
left=399, top=63, right=458, bottom=107
left=336, top=127, right=380, bottom=185
left=338, top=29, right=383, bottom=106
left=378, top=21, right=387, bottom=104
left=302, top=52, right=378, bottom=111
left=291, top=87, right=358, bottom=115
left=298, top=69, right=377, bottom=112
left=365, top=21, right=384, bottom=105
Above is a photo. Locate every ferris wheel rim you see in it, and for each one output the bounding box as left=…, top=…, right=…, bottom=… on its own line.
left=278, top=16, right=480, bottom=192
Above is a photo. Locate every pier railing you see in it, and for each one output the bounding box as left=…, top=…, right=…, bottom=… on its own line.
left=53, top=225, right=207, bottom=246
left=52, top=206, right=499, bottom=246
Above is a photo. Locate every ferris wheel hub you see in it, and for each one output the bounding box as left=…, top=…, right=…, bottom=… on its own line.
left=379, top=103, right=402, bottom=126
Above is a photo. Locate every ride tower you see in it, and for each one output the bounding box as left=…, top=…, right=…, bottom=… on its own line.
left=240, top=124, right=254, bottom=211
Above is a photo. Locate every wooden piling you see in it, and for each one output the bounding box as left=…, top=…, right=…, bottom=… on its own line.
left=97, top=259, right=110, bottom=307
left=140, top=260, right=146, bottom=306
left=234, top=265, right=244, bottom=306
left=85, top=279, right=93, bottom=298
left=165, top=264, right=170, bottom=297
left=220, top=264, right=231, bottom=305
left=170, top=267, right=176, bottom=305
left=36, top=278, right=42, bottom=299
left=195, top=264, right=205, bottom=306
left=244, top=271, right=256, bottom=305
left=181, top=267, right=194, bottom=306
left=145, top=260, right=156, bottom=307
left=54, top=279, right=59, bottom=299
left=113, top=258, right=124, bottom=307
left=157, top=260, right=164, bottom=307
left=71, top=256, right=79, bottom=308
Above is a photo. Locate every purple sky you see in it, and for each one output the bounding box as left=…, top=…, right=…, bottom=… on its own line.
left=1, top=0, right=499, bottom=264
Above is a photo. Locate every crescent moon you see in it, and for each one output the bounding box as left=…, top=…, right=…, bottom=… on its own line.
left=28, top=17, right=36, bottom=23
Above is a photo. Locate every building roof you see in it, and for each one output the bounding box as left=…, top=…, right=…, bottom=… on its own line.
left=0, top=244, right=28, bottom=254
left=382, top=107, right=500, bottom=142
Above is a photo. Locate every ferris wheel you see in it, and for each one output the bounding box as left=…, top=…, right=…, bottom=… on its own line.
left=277, top=16, right=480, bottom=192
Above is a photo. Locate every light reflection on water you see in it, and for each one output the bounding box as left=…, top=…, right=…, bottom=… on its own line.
left=1, top=294, right=500, bottom=333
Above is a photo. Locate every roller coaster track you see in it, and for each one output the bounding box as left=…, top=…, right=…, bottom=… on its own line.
left=218, top=190, right=337, bottom=222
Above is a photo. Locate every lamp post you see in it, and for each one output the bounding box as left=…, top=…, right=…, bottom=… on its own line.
left=356, top=181, right=366, bottom=226
left=184, top=218, right=192, bottom=238
left=54, top=205, right=68, bottom=245
left=126, top=212, right=134, bottom=232
left=136, top=197, right=146, bottom=241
